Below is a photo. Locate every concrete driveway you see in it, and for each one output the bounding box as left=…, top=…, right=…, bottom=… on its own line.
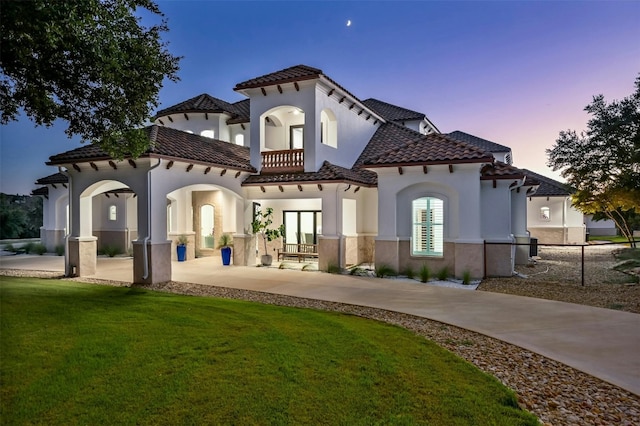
left=2, top=254, right=639, bottom=396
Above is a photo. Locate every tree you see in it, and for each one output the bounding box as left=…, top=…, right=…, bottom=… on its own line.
left=547, top=75, right=640, bottom=247
left=1, top=0, right=181, bottom=159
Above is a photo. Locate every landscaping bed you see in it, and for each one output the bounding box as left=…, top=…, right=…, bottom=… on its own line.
left=479, top=245, right=640, bottom=314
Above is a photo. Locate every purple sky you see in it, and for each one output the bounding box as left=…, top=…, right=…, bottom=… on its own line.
left=1, top=0, right=639, bottom=195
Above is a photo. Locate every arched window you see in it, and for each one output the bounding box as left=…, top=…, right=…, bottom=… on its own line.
left=109, top=205, right=117, bottom=221
left=540, top=207, right=551, bottom=221
left=412, top=197, right=443, bottom=256
left=320, top=108, right=337, bottom=148
left=200, top=204, right=215, bottom=249
left=201, top=130, right=215, bottom=139
left=234, top=134, right=244, bottom=145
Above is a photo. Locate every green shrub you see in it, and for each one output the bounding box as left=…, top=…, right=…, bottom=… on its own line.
left=32, top=243, right=47, bottom=255
left=3, top=243, right=15, bottom=253
left=54, top=245, right=65, bottom=256
left=419, top=264, right=431, bottom=283
left=403, top=266, right=415, bottom=280
left=22, top=242, right=36, bottom=254
left=101, top=245, right=121, bottom=258
left=462, top=270, right=472, bottom=285
left=375, top=264, right=397, bottom=278
left=437, top=266, right=449, bottom=281
left=326, top=263, right=341, bottom=274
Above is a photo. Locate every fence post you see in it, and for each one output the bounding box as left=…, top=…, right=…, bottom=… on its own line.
left=581, top=244, right=585, bottom=287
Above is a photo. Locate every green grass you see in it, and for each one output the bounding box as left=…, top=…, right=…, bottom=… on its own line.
left=0, top=277, right=537, bottom=425
left=590, top=235, right=638, bottom=244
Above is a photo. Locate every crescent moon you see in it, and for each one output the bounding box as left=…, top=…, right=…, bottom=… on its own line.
left=346, top=20, right=351, bottom=27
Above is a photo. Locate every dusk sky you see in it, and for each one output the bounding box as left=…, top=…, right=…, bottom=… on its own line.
left=1, top=0, right=639, bottom=195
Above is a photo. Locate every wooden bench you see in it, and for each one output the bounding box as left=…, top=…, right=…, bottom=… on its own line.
left=277, top=243, right=318, bottom=262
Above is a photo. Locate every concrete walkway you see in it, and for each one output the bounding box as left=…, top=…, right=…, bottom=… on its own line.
left=2, top=254, right=639, bottom=396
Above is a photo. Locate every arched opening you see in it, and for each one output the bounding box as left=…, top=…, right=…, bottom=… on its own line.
left=260, top=105, right=304, bottom=151
left=77, top=180, right=137, bottom=256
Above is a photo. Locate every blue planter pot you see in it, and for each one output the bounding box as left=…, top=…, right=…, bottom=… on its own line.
left=176, top=244, right=187, bottom=262
left=221, top=247, right=232, bottom=265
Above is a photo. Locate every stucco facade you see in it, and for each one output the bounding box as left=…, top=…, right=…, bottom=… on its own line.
left=35, top=64, right=540, bottom=284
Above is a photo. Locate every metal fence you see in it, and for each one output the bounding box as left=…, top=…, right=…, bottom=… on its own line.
left=484, top=240, right=639, bottom=286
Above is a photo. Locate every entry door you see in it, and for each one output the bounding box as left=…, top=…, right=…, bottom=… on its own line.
left=290, top=125, right=304, bottom=149
left=284, top=211, right=321, bottom=244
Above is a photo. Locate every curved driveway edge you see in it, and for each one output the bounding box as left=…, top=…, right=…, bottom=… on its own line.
left=2, top=255, right=639, bottom=396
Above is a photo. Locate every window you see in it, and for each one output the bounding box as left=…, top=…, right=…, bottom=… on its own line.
left=200, top=205, right=215, bottom=249
left=290, top=125, right=304, bottom=149
left=284, top=211, right=321, bottom=245
left=234, top=134, right=244, bottom=145
left=540, top=207, right=551, bottom=221
left=109, top=205, right=117, bottom=221
left=320, top=109, right=337, bottom=147
left=412, top=197, right=443, bottom=256
left=201, top=130, right=215, bottom=139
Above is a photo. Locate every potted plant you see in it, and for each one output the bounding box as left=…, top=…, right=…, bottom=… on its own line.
left=176, top=234, right=188, bottom=262
left=217, top=233, right=233, bottom=266
left=252, top=207, right=284, bottom=266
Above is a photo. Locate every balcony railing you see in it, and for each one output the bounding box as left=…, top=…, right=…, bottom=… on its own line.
left=261, top=149, right=304, bottom=173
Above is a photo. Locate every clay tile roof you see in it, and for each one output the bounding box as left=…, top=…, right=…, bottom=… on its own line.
left=35, top=172, right=68, bottom=185
left=234, top=64, right=323, bottom=90
left=363, top=131, right=493, bottom=167
left=447, top=131, right=511, bottom=153
left=47, top=126, right=255, bottom=172
left=226, top=99, right=250, bottom=124
left=31, top=187, right=49, bottom=196
left=242, top=161, right=377, bottom=187
left=154, top=93, right=238, bottom=119
left=355, top=122, right=424, bottom=167
left=362, top=98, right=425, bottom=121
left=480, top=162, right=527, bottom=180
left=522, top=169, right=572, bottom=196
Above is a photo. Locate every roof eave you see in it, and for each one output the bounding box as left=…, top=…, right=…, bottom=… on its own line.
left=364, top=157, right=493, bottom=169
left=242, top=178, right=376, bottom=188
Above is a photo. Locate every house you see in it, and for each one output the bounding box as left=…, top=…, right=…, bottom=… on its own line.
left=34, top=64, right=539, bottom=284
left=523, top=169, right=586, bottom=244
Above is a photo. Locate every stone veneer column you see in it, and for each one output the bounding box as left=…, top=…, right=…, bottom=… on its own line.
left=514, top=235, right=531, bottom=265
left=132, top=240, right=171, bottom=284
left=454, top=242, right=484, bottom=279
left=374, top=238, right=400, bottom=272
left=318, top=236, right=339, bottom=271
left=232, top=234, right=256, bottom=266
left=67, top=236, right=97, bottom=277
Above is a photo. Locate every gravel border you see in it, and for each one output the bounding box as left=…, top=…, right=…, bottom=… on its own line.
left=2, top=269, right=639, bottom=425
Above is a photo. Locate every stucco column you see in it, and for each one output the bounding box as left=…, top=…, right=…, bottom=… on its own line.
left=66, top=174, right=97, bottom=277
left=132, top=164, right=171, bottom=284
left=511, top=188, right=530, bottom=264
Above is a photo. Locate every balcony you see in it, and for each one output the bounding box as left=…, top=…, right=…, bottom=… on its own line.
left=261, top=149, right=304, bottom=173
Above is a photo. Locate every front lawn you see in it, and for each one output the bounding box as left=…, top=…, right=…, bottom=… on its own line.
left=0, top=277, right=537, bottom=425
